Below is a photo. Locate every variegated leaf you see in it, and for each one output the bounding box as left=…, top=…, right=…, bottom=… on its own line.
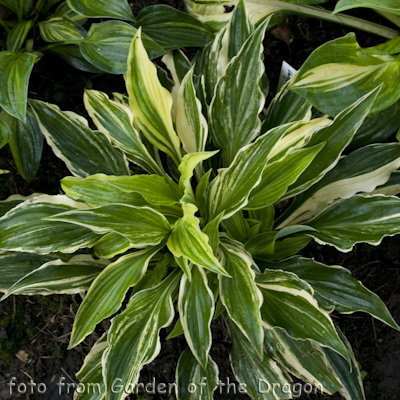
left=322, top=330, right=365, bottom=400
left=0, top=252, right=58, bottom=292
left=0, top=193, right=41, bottom=217
left=167, top=205, right=228, bottom=276
left=246, top=144, right=324, bottom=210
left=7, top=20, right=32, bottom=52
left=2, top=109, right=43, bottom=183
left=305, top=195, right=400, bottom=252
left=66, top=0, right=135, bottom=21
left=279, top=143, right=400, bottom=227
left=261, top=256, right=400, bottom=330
left=256, top=269, right=350, bottom=363
left=283, top=87, right=379, bottom=199
left=176, top=348, right=219, bottom=400
left=219, top=236, right=264, bottom=359
left=103, top=269, right=182, bottom=400
left=179, top=265, right=214, bottom=368
left=135, top=5, right=213, bottom=49
left=333, top=0, right=400, bottom=16
left=225, top=317, right=292, bottom=400
left=206, top=124, right=293, bottom=221
left=39, top=17, right=87, bottom=42
left=79, top=21, right=165, bottom=75
left=264, top=327, right=341, bottom=395
left=63, top=174, right=181, bottom=207
left=126, top=29, right=181, bottom=165
left=69, top=245, right=163, bottom=348
left=209, top=19, right=268, bottom=166
left=2, top=255, right=106, bottom=298
left=75, top=334, right=108, bottom=400
left=61, top=175, right=149, bottom=208
left=176, top=68, right=208, bottom=156
left=290, top=33, right=400, bottom=115
left=47, top=204, right=171, bottom=248
left=93, top=233, right=132, bottom=260
left=200, top=28, right=227, bottom=105
left=179, top=152, right=218, bottom=204
left=29, top=100, right=129, bottom=178
left=0, top=195, right=100, bottom=254
left=83, top=90, right=163, bottom=175
left=51, top=1, right=88, bottom=25
left=0, top=51, right=35, bottom=122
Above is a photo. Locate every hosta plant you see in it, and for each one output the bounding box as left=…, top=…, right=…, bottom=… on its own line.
left=1, top=2, right=400, bottom=399
left=0, top=0, right=213, bottom=181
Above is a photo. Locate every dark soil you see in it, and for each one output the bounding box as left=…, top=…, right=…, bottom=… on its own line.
left=1, top=1, right=400, bottom=399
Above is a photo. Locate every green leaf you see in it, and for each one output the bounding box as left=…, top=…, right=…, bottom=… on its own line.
left=45, top=44, right=104, bottom=73
left=333, top=0, right=400, bottom=16
left=263, top=327, right=341, bottom=395
left=306, top=195, right=400, bottom=252
left=167, top=206, right=229, bottom=276
left=126, top=29, right=182, bottom=165
left=222, top=210, right=251, bottom=243
left=0, top=118, right=12, bottom=149
left=39, top=17, right=87, bottom=43
left=179, top=265, right=214, bottom=368
left=66, top=0, right=135, bottom=21
left=290, top=34, right=400, bottom=115
left=225, top=317, right=292, bottom=400
left=69, top=245, right=163, bottom=348
left=48, top=203, right=172, bottom=248
left=75, top=334, right=107, bottom=400
left=256, top=269, right=350, bottom=363
left=176, top=347, right=219, bottom=400
left=29, top=99, right=129, bottom=178
left=246, top=144, right=324, bottom=210
left=279, top=143, right=400, bottom=226
left=0, top=195, right=101, bottom=254
left=206, top=124, right=292, bottom=221
left=219, top=236, right=264, bottom=359
left=2, top=109, right=43, bottom=183
left=203, top=212, right=224, bottom=255
left=0, top=51, right=35, bottom=122
left=83, top=89, right=163, bottom=175
left=103, top=269, right=182, bottom=400
left=0, top=252, right=58, bottom=292
left=79, top=21, right=165, bottom=75
left=209, top=19, right=268, bottom=166
left=7, top=20, right=32, bottom=52
left=2, top=255, right=105, bottom=298
left=262, top=80, right=312, bottom=132
left=176, top=68, right=208, bottom=156
left=350, top=102, right=400, bottom=148
left=322, top=330, right=366, bottom=400
left=283, top=87, right=379, bottom=199
left=263, top=256, right=400, bottom=331
left=135, top=5, right=213, bottom=50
